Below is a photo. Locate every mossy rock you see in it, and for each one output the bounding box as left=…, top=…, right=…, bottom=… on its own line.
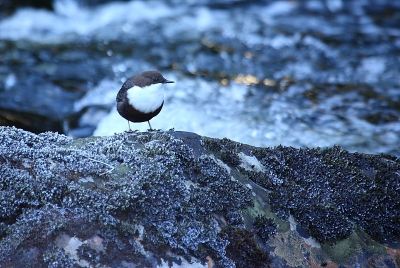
left=0, top=126, right=398, bottom=267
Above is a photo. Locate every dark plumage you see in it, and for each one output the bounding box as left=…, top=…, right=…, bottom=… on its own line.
left=116, top=70, right=174, bottom=131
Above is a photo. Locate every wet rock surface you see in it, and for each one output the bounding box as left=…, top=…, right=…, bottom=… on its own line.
left=0, top=126, right=399, bottom=267
left=0, top=40, right=112, bottom=134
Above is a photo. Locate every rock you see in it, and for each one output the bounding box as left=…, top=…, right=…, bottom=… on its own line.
left=0, top=126, right=399, bottom=267
left=0, top=40, right=111, bottom=134
left=0, top=0, right=53, bottom=18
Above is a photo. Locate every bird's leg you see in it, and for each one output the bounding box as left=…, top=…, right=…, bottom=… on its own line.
left=147, top=121, right=153, bottom=131
left=124, top=121, right=134, bottom=133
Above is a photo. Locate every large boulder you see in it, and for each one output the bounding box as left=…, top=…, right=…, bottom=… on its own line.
left=0, top=126, right=398, bottom=267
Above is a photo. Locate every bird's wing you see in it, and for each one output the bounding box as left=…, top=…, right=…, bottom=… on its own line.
left=116, top=79, right=134, bottom=102
left=116, top=90, right=124, bottom=102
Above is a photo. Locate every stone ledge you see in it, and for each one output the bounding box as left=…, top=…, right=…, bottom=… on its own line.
left=0, top=126, right=398, bottom=267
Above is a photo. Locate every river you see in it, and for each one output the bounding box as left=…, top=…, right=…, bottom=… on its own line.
left=1, top=0, right=399, bottom=156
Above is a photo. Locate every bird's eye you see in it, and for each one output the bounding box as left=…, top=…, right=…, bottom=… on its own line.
left=152, top=78, right=158, bottom=82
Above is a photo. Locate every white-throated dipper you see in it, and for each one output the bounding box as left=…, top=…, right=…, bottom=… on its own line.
left=116, top=70, right=174, bottom=132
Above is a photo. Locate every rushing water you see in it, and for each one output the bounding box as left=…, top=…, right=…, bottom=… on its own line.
left=0, top=0, right=399, bottom=156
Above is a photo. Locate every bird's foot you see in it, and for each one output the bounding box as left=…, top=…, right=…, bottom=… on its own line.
left=124, top=129, right=140, bottom=134
left=147, top=128, right=163, bottom=132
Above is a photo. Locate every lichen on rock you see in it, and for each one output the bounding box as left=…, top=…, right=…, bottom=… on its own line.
left=0, top=127, right=258, bottom=267
left=0, top=126, right=399, bottom=267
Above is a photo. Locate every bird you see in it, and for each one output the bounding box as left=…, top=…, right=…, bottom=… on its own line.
left=116, top=70, right=174, bottom=132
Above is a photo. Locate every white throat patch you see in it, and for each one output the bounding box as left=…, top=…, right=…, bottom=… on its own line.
left=126, top=83, right=164, bottom=113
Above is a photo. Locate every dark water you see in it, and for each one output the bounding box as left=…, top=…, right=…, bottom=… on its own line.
left=0, top=0, right=399, bottom=156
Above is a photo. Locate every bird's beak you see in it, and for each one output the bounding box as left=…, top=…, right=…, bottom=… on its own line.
left=165, top=80, right=174, bottom=84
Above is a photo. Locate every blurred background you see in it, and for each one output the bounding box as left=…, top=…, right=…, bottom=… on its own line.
left=0, top=0, right=399, bottom=156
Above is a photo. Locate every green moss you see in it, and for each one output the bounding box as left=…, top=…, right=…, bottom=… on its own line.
left=244, top=198, right=289, bottom=233
left=352, top=226, right=386, bottom=255
left=70, top=136, right=100, bottom=148
left=321, top=234, right=358, bottom=264
left=321, top=227, right=386, bottom=264
left=109, top=164, right=132, bottom=180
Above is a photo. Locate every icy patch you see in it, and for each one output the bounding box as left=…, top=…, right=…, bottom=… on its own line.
left=238, top=152, right=266, bottom=172
left=158, top=258, right=207, bottom=268
left=55, top=234, right=89, bottom=266
left=54, top=233, right=107, bottom=265
left=303, top=236, right=321, bottom=248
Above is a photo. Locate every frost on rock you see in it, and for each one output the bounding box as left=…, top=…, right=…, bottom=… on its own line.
left=0, top=126, right=399, bottom=268
left=0, top=127, right=261, bottom=268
